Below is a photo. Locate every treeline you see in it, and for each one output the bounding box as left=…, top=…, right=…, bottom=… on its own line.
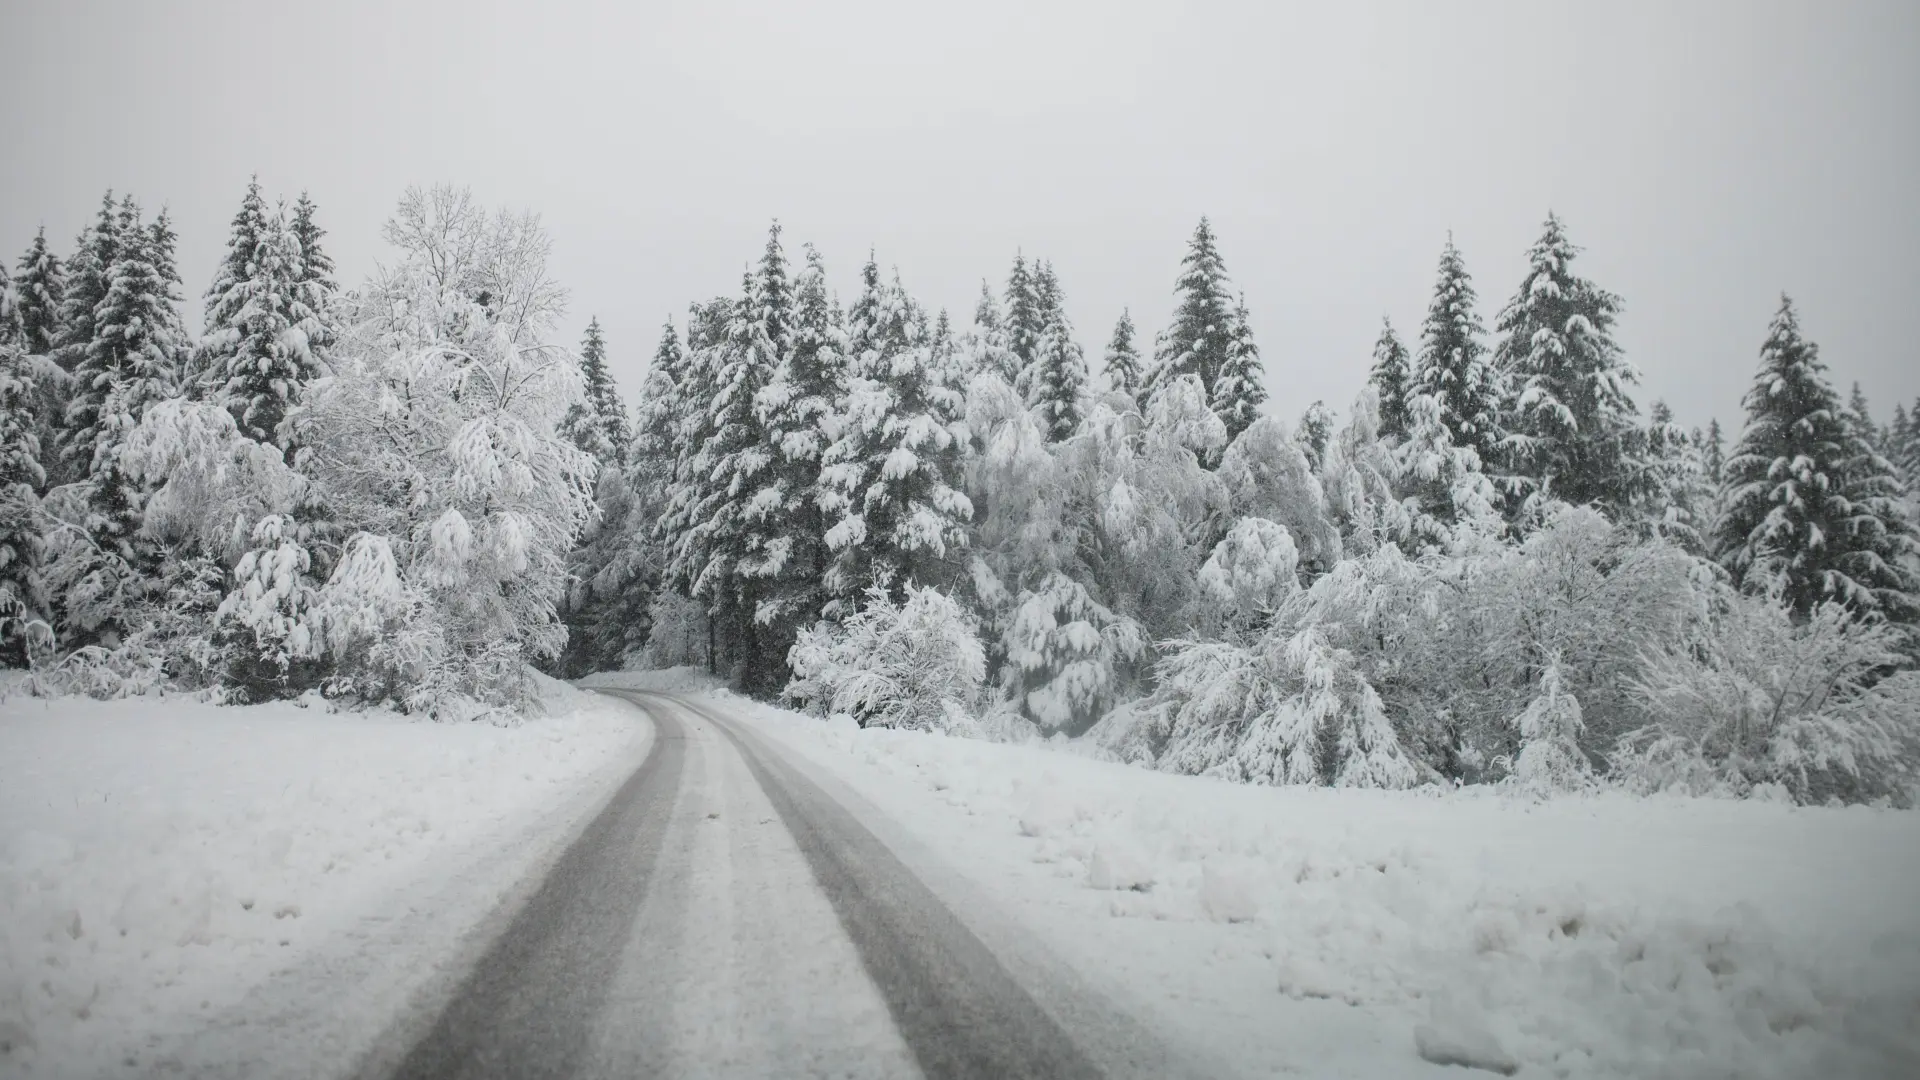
left=2, top=185, right=1918, bottom=800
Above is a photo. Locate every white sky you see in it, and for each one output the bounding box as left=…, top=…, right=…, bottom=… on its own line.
left=4, top=0, right=1917, bottom=431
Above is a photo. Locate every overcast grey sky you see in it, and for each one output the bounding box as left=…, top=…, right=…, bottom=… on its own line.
left=4, top=0, right=1916, bottom=431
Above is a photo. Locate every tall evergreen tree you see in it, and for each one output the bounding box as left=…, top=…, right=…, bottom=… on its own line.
left=0, top=337, right=45, bottom=662
left=1645, top=400, right=1710, bottom=552
left=13, top=229, right=63, bottom=359
left=1143, top=218, right=1237, bottom=423
left=1703, top=418, right=1726, bottom=486
left=843, top=252, right=885, bottom=380
left=195, top=177, right=272, bottom=398
left=749, top=241, right=845, bottom=675
left=1211, top=292, right=1266, bottom=443
left=290, top=191, right=336, bottom=293
left=54, top=192, right=123, bottom=378
left=1002, top=253, right=1043, bottom=388
left=1716, top=296, right=1920, bottom=623
left=204, top=206, right=325, bottom=448
left=1103, top=309, right=1143, bottom=404
left=559, top=317, right=630, bottom=463
left=1494, top=214, right=1645, bottom=517
left=1412, top=236, right=1502, bottom=470
left=1027, top=263, right=1086, bottom=442
left=1368, top=317, right=1413, bottom=440
left=1846, top=382, right=1881, bottom=454
left=820, top=266, right=971, bottom=612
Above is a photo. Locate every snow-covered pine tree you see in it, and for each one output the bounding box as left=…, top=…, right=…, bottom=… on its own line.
left=1102, top=309, right=1142, bottom=404
left=1412, top=236, right=1503, bottom=476
left=1002, top=253, right=1043, bottom=390
left=1643, top=400, right=1709, bottom=552
left=842, top=253, right=886, bottom=381
left=0, top=330, right=46, bottom=663
left=196, top=177, right=271, bottom=399
left=14, top=229, right=64, bottom=360
left=1143, top=218, right=1238, bottom=431
left=964, top=279, right=1014, bottom=387
left=749, top=241, right=844, bottom=654
left=820, top=265, right=972, bottom=613
left=47, top=199, right=186, bottom=643
left=290, top=191, right=336, bottom=293
left=1212, top=292, right=1266, bottom=443
left=558, top=317, right=630, bottom=463
left=1368, top=316, right=1412, bottom=440
left=1028, top=264, right=1086, bottom=442
left=1716, top=295, right=1920, bottom=623
left=204, top=205, right=326, bottom=449
left=1703, top=418, right=1726, bottom=487
left=1296, top=401, right=1333, bottom=474
left=1493, top=214, right=1647, bottom=518
left=1846, top=382, right=1879, bottom=455
left=54, top=193, right=122, bottom=379
left=1891, top=403, right=1912, bottom=490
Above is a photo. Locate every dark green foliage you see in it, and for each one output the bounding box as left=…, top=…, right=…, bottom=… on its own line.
left=1368, top=317, right=1412, bottom=440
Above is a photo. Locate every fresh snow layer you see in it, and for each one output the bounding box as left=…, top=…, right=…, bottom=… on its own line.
left=719, top=695, right=1920, bottom=1080
left=0, top=677, right=648, bottom=1078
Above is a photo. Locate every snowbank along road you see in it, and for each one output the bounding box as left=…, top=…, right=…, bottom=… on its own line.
left=372, top=690, right=1190, bottom=1080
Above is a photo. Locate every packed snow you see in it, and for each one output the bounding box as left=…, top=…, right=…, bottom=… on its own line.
left=0, top=676, right=647, bottom=1077
left=714, top=691, right=1920, bottom=1080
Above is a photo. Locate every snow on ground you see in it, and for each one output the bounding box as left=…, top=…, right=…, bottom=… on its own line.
left=721, top=694, right=1920, bottom=1080
left=577, top=664, right=727, bottom=694
left=0, top=676, right=648, bottom=1078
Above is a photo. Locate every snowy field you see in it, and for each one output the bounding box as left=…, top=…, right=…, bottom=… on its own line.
left=0, top=677, right=648, bottom=1078
left=720, top=692, right=1920, bottom=1080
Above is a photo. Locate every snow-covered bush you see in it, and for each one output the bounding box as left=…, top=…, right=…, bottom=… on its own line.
left=785, top=584, right=985, bottom=732
left=1503, top=660, right=1595, bottom=794
left=996, top=571, right=1145, bottom=733
left=1615, top=595, right=1920, bottom=804
left=1197, top=516, right=1300, bottom=630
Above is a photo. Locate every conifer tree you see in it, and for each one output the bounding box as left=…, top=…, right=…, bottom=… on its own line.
left=13, top=229, right=63, bottom=360
left=0, top=337, right=45, bottom=662
left=1143, top=218, right=1237, bottom=423
left=1645, top=400, right=1710, bottom=552
left=1026, top=263, right=1086, bottom=442
left=749, top=241, right=844, bottom=671
left=1494, top=214, right=1646, bottom=518
left=1002, top=253, right=1042, bottom=388
left=1704, top=418, right=1726, bottom=486
left=1413, top=236, right=1501, bottom=470
left=1368, top=317, right=1413, bottom=440
left=1296, top=400, right=1334, bottom=473
left=195, top=178, right=271, bottom=398
left=843, top=253, right=885, bottom=380
left=559, top=317, right=630, bottom=463
left=1211, top=292, right=1266, bottom=443
left=967, top=279, right=1014, bottom=386
left=1846, top=382, right=1880, bottom=454
left=1716, top=296, right=1920, bottom=622
left=290, top=191, right=336, bottom=293
left=204, top=206, right=325, bottom=448
left=1103, top=309, right=1143, bottom=404
left=820, top=265, right=971, bottom=612
left=54, top=192, right=123, bottom=378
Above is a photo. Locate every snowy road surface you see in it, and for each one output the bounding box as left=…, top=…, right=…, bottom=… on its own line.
left=376, top=690, right=1184, bottom=1080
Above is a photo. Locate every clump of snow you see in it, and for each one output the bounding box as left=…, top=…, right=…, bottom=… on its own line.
left=721, top=693, right=1920, bottom=1079
left=0, top=678, right=646, bottom=1076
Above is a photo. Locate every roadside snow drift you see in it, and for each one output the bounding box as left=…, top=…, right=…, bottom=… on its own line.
left=722, top=694, right=1920, bottom=1080
left=0, top=678, right=646, bottom=1078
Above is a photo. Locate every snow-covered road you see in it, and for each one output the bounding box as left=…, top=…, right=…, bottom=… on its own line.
left=380, top=689, right=1198, bottom=1080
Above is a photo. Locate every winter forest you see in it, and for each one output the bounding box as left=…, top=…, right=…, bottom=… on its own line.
left=3, top=180, right=1919, bottom=807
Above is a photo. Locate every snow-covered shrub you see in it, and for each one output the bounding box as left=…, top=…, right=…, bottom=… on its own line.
left=1217, top=415, right=1342, bottom=575
left=785, top=584, right=985, bottom=732
left=13, top=642, right=166, bottom=700
left=1197, top=516, right=1300, bottom=630
left=1502, top=661, right=1595, bottom=794
left=998, top=571, right=1145, bottom=733
left=1615, top=596, right=1920, bottom=804
left=213, top=514, right=326, bottom=702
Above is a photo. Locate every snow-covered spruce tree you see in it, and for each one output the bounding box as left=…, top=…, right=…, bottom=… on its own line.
left=0, top=336, right=48, bottom=664
left=1392, top=391, right=1502, bottom=551
left=1211, top=293, right=1266, bottom=443
left=1102, top=309, right=1143, bottom=404
left=785, top=583, right=985, bottom=732
left=1317, top=388, right=1414, bottom=558
left=290, top=191, right=336, bottom=294
left=14, top=228, right=64, bottom=361
left=203, top=205, right=328, bottom=449
left=557, top=317, right=630, bottom=463
left=1002, top=253, right=1043, bottom=390
left=1142, top=218, right=1238, bottom=433
left=964, top=279, right=1014, bottom=388
left=1716, top=296, right=1920, bottom=624
left=1027, top=264, right=1087, bottom=443
left=749, top=242, right=845, bottom=656
left=1643, top=400, right=1711, bottom=554
left=291, top=191, right=596, bottom=714
left=819, top=264, right=972, bottom=615
left=1367, top=317, right=1412, bottom=441
left=1412, top=236, right=1503, bottom=480
left=53, top=193, right=123, bottom=380
left=1703, top=417, right=1726, bottom=487
left=44, top=200, right=187, bottom=645
left=194, top=176, right=271, bottom=398
left=1493, top=214, right=1647, bottom=519
left=1505, top=660, right=1595, bottom=795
